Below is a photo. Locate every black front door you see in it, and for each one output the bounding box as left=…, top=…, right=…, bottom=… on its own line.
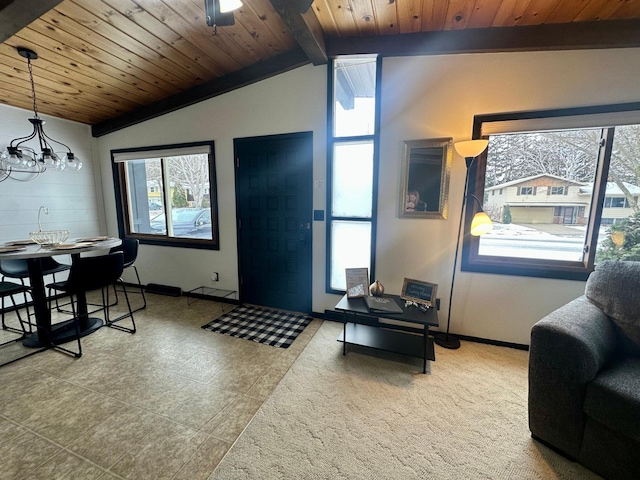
left=234, top=132, right=313, bottom=313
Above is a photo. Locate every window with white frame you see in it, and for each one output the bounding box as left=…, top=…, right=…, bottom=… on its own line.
left=112, top=141, right=219, bottom=249
left=463, top=103, right=640, bottom=280
left=327, top=56, right=380, bottom=292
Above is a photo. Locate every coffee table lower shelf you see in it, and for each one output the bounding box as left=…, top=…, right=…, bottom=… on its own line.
left=338, top=323, right=435, bottom=374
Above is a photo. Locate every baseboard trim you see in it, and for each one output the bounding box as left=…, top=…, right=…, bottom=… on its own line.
left=453, top=334, right=529, bottom=351
left=183, top=291, right=241, bottom=306
left=145, top=283, right=182, bottom=296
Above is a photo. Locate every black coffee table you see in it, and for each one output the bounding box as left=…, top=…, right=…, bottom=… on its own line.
left=335, top=294, right=439, bottom=374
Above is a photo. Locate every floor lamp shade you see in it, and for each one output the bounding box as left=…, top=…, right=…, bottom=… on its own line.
left=471, top=212, right=493, bottom=236
left=454, top=140, right=489, bottom=158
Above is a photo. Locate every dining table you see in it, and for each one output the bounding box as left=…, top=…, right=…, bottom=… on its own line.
left=0, top=236, right=121, bottom=348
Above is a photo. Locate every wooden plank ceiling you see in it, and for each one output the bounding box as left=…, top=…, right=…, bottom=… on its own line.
left=0, top=0, right=639, bottom=136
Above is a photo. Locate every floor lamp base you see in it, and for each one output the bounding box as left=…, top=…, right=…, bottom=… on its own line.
left=433, top=332, right=461, bottom=350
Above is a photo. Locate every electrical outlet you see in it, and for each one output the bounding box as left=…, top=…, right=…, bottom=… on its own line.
left=211, top=272, right=219, bottom=281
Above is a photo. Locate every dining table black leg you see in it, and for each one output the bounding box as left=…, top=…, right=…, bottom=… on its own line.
left=22, top=254, right=103, bottom=348
left=22, top=258, right=53, bottom=347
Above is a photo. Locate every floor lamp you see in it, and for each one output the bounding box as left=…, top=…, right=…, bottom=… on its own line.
left=433, top=139, right=492, bottom=349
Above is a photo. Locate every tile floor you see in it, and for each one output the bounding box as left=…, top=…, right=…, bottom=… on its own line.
left=0, top=292, right=322, bottom=479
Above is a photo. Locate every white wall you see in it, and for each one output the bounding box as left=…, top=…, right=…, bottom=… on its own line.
left=95, top=47, right=640, bottom=345
left=96, top=65, right=329, bottom=305
left=0, top=105, right=104, bottom=243
left=378, top=48, right=640, bottom=344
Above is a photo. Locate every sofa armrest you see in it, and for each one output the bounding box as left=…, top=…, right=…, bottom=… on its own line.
left=528, top=295, right=618, bottom=459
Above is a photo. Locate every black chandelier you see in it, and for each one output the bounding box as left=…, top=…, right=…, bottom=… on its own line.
left=0, top=47, right=82, bottom=182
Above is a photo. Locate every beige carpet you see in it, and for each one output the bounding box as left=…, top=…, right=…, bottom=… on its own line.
left=210, top=321, right=600, bottom=479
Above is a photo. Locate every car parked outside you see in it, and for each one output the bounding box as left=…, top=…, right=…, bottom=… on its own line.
left=150, top=208, right=212, bottom=239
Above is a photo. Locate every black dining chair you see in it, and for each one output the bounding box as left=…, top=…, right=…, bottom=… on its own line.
left=0, top=281, right=38, bottom=368
left=109, top=238, right=146, bottom=313
left=0, top=257, right=72, bottom=321
left=47, top=252, right=137, bottom=357
left=1, top=281, right=32, bottom=341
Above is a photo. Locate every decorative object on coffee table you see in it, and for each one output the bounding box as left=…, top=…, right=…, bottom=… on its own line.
left=369, top=280, right=384, bottom=297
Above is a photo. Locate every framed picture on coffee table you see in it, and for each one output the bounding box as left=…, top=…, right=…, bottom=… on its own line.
left=400, top=278, right=437, bottom=308
left=345, top=268, right=369, bottom=298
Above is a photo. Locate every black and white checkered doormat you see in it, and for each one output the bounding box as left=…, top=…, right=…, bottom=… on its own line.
left=201, top=305, right=312, bottom=348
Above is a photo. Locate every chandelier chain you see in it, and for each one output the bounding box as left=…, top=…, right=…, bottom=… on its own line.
left=27, top=57, right=39, bottom=119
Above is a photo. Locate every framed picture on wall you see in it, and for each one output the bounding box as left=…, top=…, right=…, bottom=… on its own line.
left=399, top=137, right=453, bottom=220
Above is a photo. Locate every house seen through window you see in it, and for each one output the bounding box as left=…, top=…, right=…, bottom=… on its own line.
left=464, top=105, right=640, bottom=279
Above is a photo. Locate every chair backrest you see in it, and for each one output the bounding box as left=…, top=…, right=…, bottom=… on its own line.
left=40, top=257, right=70, bottom=273
left=64, top=252, right=124, bottom=294
left=0, top=259, right=29, bottom=278
left=1, top=257, right=70, bottom=279
left=110, top=238, right=138, bottom=268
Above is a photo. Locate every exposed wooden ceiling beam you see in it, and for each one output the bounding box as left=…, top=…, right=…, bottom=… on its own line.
left=269, top=0, right=327, bottom=66
left=0, top=0, right=63, bottom=43
left=327, top=20, right=640, bottom=57
left=92, top=48, right=310, bottom=137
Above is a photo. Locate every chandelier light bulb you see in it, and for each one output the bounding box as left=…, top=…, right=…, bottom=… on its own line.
left=42, top=155, right=53, bottom=166
left=65, top=153, right=82, bottom=171
left=5, top=148, right=23, bottom=165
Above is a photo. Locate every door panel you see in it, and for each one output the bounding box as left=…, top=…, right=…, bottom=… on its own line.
left=235, top=133, right=313, bottom=313
left=563, top=207, right=575, bottom=224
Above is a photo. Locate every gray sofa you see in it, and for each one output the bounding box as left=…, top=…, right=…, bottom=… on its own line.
left=529, top=261, right=640, bottom=480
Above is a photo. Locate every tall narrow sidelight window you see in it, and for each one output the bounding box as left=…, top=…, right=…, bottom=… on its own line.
left=327, top=56, right=380, bottom=292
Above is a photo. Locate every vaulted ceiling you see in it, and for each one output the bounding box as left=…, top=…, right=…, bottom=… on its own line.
left=1, top=0, right=639, bottom=137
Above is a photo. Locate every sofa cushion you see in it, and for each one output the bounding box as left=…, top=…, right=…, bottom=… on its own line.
left=585, top=261, right=640, bottom=357
left=583, top=357, right=640, bottom=441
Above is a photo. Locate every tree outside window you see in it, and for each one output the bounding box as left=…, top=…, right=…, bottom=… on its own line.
left=465, top=106, right=640, bottom=280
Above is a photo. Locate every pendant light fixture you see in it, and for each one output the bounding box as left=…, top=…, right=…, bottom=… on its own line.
left=204, top=0, right=242, bottom=34
left=0, top=47, right=82, bottom=182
